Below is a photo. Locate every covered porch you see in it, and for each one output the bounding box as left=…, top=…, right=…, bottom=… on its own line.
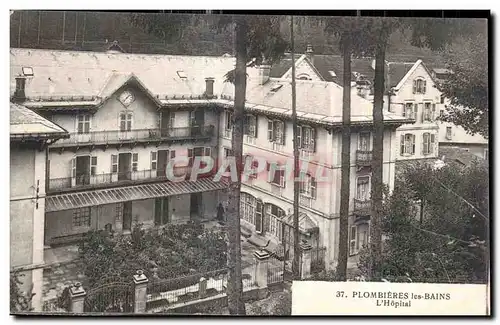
left=44, top=178, right=228, bottom=247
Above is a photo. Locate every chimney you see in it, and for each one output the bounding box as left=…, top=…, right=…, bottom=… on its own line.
left=14, top=76, right=26, bottom=102
left=204, top=77, right=215, bottom=98
left=258, top=65, right=271, bottom=85
left=306, top=44, right=314, bottom=65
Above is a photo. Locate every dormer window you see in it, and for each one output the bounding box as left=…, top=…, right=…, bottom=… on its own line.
left=22, top=67, right=33, bottom=77
left=177, top=71, right=187, bottom=79
left=328, top=70, right=336, bottom=78
left=413, top=78, right=427, bottom=94
left=297, top=73, right=311, bottom=80
left=270, top=84, right=284, bottom=92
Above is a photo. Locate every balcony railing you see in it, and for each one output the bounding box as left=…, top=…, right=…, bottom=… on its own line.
left=299, top=194, right=313, bottom=208
left=47, top=165, right=215, bottom=193
left=50, top=126, right=215, bottom=147
left=353, top=198, right=371, bottom=216
left=356, top=150, right=373, bottom=166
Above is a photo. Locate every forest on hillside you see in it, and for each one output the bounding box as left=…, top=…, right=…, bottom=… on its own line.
left=10, top=11, right=465, bottom=58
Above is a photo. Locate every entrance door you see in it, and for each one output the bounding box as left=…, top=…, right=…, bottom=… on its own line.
left=190, top=193, right=202, bottom=220
left=123, top=201, right=132, bottom=231
left=157, top=150, right=170, bottom=177
left=154, top=197, right=170, bottom=225
left=255, top=200, right=264, bottom=234
left=190, top=109, right=205, bottom=136
left=74, top=156, right=91, bottom=187
left=118, top=153, right=132, bottom=181
left=160, top=112, right=174, bottom=137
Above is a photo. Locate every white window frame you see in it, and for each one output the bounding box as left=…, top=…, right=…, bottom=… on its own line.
left=298, top=125, right=316, bottom=152
left=268, top=119, right=285, bottom=145
left=119, top=111, right=133, bottom=132
left=270, top=167, right=286, bottom=188
left=403, top=102, right=415, bottom=120
left=358, top=132, right=371, bottom=151
left=111, top=154, right=118, bottom=174
left=132, top=153, right=138, bottom=172
left=244, top=114, right=257, bottom=138
left=76, top=114, right=91, bottom=134
left=422, top=132, right=435, bottom=156
left=401, top=133, right=416, bottom=156
left=240, top=193, right=256, bottom=226
left=413, top=78, right=427, bottom=94
left=266, top=204, right=284, bottom=239
left=151, top=151, right=157, bottom=170
left=356, top=175, right=371, bottom=201
left=299, top=172, right=317, bottom=199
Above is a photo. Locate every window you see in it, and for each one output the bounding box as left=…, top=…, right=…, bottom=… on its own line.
left=77, top=115, right=91, bottom=134
left=413, top=78, right=427, bottom=94
left=268, top=119, right=285, bottom=145
left=440, top=95, right=445, bottom=104
left=349, top=225, right=357, bottom=256
left=132, top=153, right=138, bottom=172
left=225, top=111, right=233, bottom=131
left=120, top=112, right=133, bottom=131
left=300, top=173, right=317, bottom=199
left=356, top=176, right=370, bottom=201
left=189, top=147, right=211, bottom=167
left=22, top=67, right=34, bottom=76
left=224, top=147, right=233, bottom=158
left=422, top=133, right=436, bottom=156
left=115, top=203, right=123, bottom=223
left=328, top=70, right=336, bottom=78
left=298, top=125, right=316, bottom=152
left=400, top=134, right=416, bottom=155
left=446, top=127, right=452, bottom=140
left=439, top=110, right=444, bottom=118
left=244, top=114, right=258, bottom=137
left=73, top=207, right=91, bottom=228
left=111, top=155, right=118, bottom=173
left=90, top=156, right=97, bottom=176
left=358, top=132, right=371, bottom=151
left=240, top=193, right=256, bottom=225
left=151, top=151, right=157, bottom=170
left=423, top=102, right=436, bottom=122
left=297, top=74, right=311, bottom=80
left=403, top=102, right=415, bottom=120
left=268, top=164, right=285, bottom=188
left=266, top=204, right=285, bottom=239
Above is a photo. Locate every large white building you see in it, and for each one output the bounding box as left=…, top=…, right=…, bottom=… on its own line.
left=10, top=102, right=68, bottom=311
left=10, top=47, right=412, bottom=283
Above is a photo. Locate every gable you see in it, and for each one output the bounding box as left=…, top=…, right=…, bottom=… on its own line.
left=282, top=56, right=324, bottom=81
left=395, top=61, right=441, bottom=102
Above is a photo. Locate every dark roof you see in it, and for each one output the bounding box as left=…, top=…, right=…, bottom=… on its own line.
left=269, top=53, right=302, bottom=78
left=438, top=147, right=486, bottom=168
left=270, top=52, right=448, bottom=91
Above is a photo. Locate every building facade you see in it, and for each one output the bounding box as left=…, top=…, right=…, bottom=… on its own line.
left=10, top=47, right=411, bottom=278
left=10, top=102, right=68, bottom=311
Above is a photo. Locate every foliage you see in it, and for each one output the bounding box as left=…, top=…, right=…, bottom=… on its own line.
left=358, top=161, right=489, bottom=283
left=439, top=36, right=488, bottom=138
left=246, top=290, right=292, bottom=315
left=10, top=271, right=34, bottom=313
left=79, top=222, right=228, bottom=289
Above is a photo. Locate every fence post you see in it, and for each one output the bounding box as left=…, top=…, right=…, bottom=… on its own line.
left=133, top=270, right=149, bottom=313
left=300, top=243, right=313, bottom=280
left=69, top=282, right=86, bottom=313
left=253, top=250, right=270, bottom=288
left=199, top=277, right=207, bottom=299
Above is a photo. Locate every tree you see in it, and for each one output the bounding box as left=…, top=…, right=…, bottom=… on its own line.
left=358, top=161, right=489, bottom=283
left=10, top=271, right=34, bottom=313
left=132, top=13, right=287, bottom=315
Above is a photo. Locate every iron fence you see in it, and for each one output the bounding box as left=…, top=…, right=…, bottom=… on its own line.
left=310, top=246, right=327, bottom=273
left=267, top=263, right=285, bottom=285
left=356, top=150, right=373, bottom=164
left=84, top=282, right=134, bottom=313
left=51, top=125, right=215, bottom=147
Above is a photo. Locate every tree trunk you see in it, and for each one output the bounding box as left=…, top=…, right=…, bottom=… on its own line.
left=290, top=15, right=301, bottom=281
left=369, top=39, right=386, bottom=280
left=226, top=19, right=247, bottom=315
left=337, top=35, right=352, bottom=281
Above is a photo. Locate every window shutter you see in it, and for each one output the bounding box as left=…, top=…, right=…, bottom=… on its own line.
left=71, top=158, right=76, bottom=178
left=91, top=156, right=97, bottom=176
left=204, top=147, right=211, bottom=157
left=170, top=150, right=176, bottom=159
left=311, top=128, right=316, bottom=152
left=297, top=126, right=302, bottom=149
left=431, top=104, right=436, bottom=121
left=267, top=120, right=274, bottom=141
left=311, top=177, right=317, bottom=199
left=111, top=154, right=118, bottom=173
left=132, top=153, right=138, bottom=171
left=412, top=80, right=417, bottom=94
left=423, top=80, right=427, bottom=94
left=430, top=134, right=435, bottom=154
left=151, top=151, right=157, bottom=170
left=253, top=115, right=258, bottom=137
left=188, top=149, right=193, bottom=167
left=170, top=112, right=175, bottom=128
left=281, top=121, right=286, bottom=145
left=411, top=134, right=416, bottom=155
left=402, top=105, right=406, bottom=117
left=119, top=112, right=126, bottom=131
left=280, top=170, right=286, bottom=188
left=400, top=135, right=405, bottom=155
left=158, top=112, right=162, bottom=129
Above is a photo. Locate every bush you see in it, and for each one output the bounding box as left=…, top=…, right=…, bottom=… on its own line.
left=10, top=272, right=34, bottom=313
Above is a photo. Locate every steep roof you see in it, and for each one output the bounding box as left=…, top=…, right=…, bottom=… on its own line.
left=10, top=102, right=68, bottom=138
left=10, top=48, right=236, bottom=101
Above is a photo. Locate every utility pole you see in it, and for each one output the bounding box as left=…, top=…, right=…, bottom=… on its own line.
left=290, top=15, right=301, bottom=280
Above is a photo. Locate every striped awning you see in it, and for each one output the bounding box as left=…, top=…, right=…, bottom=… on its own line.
left=45, top=178, right=228, bottom=212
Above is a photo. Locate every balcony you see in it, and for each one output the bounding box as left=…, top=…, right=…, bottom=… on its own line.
left=356, top=150, right=373, bottom=167
left=50, top=126, right=215, bottom=148
left=47, top=166, right=215, bottom=193
left=299, top=194, right=313, bottom=208
left=353, top=198, right=371, bottom=217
